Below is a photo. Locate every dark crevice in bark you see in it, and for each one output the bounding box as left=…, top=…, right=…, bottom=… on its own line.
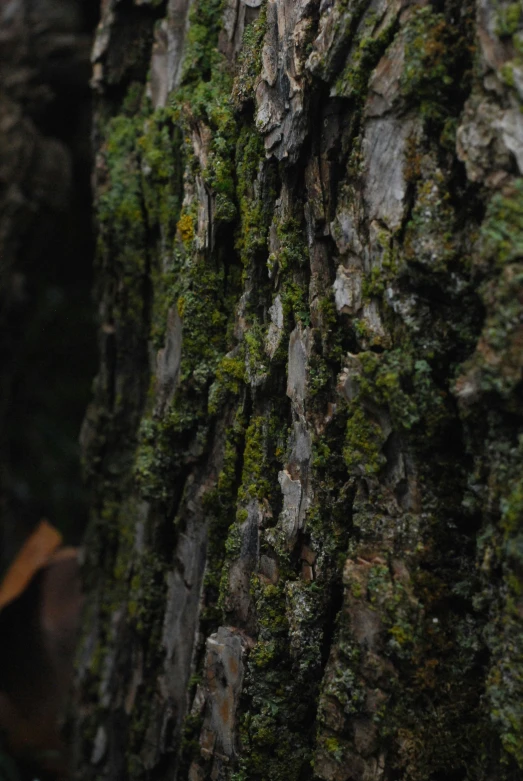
left=320, top=579, right=345, bottom=670
left=104, top=1, right=166, bottom=93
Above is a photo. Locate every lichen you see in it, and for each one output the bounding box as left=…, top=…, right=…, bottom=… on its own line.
left=496, top=3, right=523, bottom=38
left=238, top=416, right=272, bottom=503
left=78, top=1, right=523, bottom=779
left=481, top=180, right=523, bottom=267
left=233, top=4, right=268, bottom=106
left=400, top=4, right=473, bottom=122
left=334, top=16, right=397, bottom=101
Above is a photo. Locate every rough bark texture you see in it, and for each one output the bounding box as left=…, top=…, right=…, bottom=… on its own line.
left=75, top=1, right=523, bottom=780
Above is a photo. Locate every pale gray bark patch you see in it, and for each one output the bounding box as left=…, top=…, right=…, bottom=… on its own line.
left=265, top=294, right=284, bottom=358
left=457, top=94, right=515, bottom=185
left=331, top=207, right=365, bottom=257
left=220, top=0, right=262, bottom=59
left=198, top=628, right=246, bottom=766
left=196, top=175, right=212, bottom=249
left=287, top=325, right=310, bottom=409
left=225, top=500, right=261, bottom=625
left=155, top=306, right=183, bottom=416
left=495, top=105, right=523, bottom=175
left=337, top=356, right=363, bottom=404
left=276, top=468, right=303, bottom=549
left=362, top=117, right=416, bottom=230
left=366, top=33, right=405, bottom=118
left=150, top=20, right=169, bottom=108
left=333, top=264, right=363, bottom=315
left=91, top=726, right=107, bottom=765
left=254, top=0, right=315, bottom=160
left=163, top=525, right=207, bottom=663
left=166, top=0, right=193, bottom=93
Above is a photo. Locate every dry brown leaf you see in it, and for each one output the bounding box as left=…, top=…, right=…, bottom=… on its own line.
left=0, top=519, right=62, bottom=611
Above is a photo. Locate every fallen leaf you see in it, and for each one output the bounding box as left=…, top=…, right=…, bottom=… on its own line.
left=0, top=520, right=62, bottom=611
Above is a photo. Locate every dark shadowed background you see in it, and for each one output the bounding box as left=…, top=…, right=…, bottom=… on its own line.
left=0, top=0, right=99, bottom=572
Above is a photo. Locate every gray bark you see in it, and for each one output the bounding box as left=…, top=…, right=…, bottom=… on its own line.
left=75, top=1, right=523, bottom=780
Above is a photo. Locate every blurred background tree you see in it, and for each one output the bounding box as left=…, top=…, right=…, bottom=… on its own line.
left=0, top=0, right=99, bottom=571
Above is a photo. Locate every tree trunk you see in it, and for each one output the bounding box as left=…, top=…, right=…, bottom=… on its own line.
left=74, top=1, right=523, bottom=780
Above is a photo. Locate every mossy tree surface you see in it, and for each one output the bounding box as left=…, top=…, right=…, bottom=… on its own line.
left=75, top=1, right=523, bottom=779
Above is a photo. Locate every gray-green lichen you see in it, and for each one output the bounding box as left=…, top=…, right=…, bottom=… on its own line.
left=75, top=1, right=523, bottom=780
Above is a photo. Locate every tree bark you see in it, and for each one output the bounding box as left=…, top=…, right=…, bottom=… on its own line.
left=75, top=1, right=523, bottom=780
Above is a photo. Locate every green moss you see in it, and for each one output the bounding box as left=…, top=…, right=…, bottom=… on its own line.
left=97, top=112, right=148, bottom=328
left=280, top=280, right=310, bottom=328
left=227, top=403, right=348, bottom=780
left=235, top=575, right=321, bottom=781
left=177, top=212, right=195, bottom=245
left=344, top=349, right=451, bottom=445
left=335, top=18, right=397, bottom=101
left=83, top=2, right=268, bottom=777
left=456, top=181, right=523, bottom=761
left=236, top=125, right=277, bottom=271
left=208, top=351, right=246, bottom=414
left=178, top=413, right=247, bottom=773
left=482, top=180, right=523, bottom=267
left=308, top=356, right=329, bottom=397
left=308, top=415, right=352, bottom=563
left=343, top=407, right=385, bottom=476
left=486, top=440, right=523, bottom=769
left=400, top=4, right=471, bottom=122
left=203, top=110, right=237, bottom=225
left=333, top=524, right=489, bottom=778
left=82, top=1, right=500, bottom=779
left=403, top=167, right=457, bottom=273
left=179, top=710, right=205, bottom=770
left=501, top=477, right=523, bottom=537
left=318, top=628, right=366, bottom=720
left=233, top=4, right=268, bottom=105
left=168, top=257, right=233, bottom=412
left=276, top=218, right=308, bottom=273
left=362, top=232, right=398, bottom=299
left=323, top=736, right=342, bottom=759
left=250, top=639, right=278, bottom=669
left=168, top=0, right=241, bottom=236
left=238, top=416, right=272, bottom=502
left=200, top=410, right=246, bottom=614
left=244, top=322, right=268, bottom=380
left=134, top=163, right=239, bottom=497
left=265, top=218, right=311, bottom=335
left=496, top=3, right=523, bottom=37
left=180, top=0, right=226, bottom=85
left=459, top=262, right=523, bottom=400
left=312, top=437, right=331, bottom=470
left=134, top=417, right=173, bottom=501
left=139, top=109, right=183, bottom=237
left=402, top=10, right=450, bottom=88
left=236, top=422, right=353, bottom=777
left=121, top=81, right=146, bottom=116
left=127, top=551, right=166, bottom=635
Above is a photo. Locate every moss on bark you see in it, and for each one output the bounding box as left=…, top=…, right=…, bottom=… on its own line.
left=75, top=2, right=523, bottom=780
